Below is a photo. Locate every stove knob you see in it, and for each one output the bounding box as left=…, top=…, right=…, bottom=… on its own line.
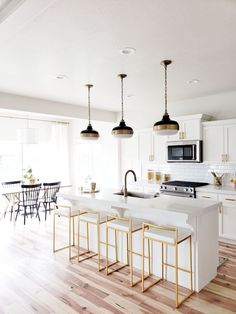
left=173, top=187, right=177, bottom=191
left=160, top=185, right=163, bottom=190
left=185, top=188, right=188, bottom=192
left=164, top=186, right=167, bottom=190
left=190, top=188, right=193, bottom=193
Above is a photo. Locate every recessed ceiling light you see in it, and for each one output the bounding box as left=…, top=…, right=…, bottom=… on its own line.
left=188, top=79, right=199, bottom=84
left=120, top=47, right=136, bottom=55
left=56, top=74, right=68, bottom=80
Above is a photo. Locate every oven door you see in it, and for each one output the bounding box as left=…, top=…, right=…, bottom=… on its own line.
left=161, top=191, right=195, bottom=198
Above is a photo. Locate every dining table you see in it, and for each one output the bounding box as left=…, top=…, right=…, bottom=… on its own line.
left=0, top=184, right=72, bottom=223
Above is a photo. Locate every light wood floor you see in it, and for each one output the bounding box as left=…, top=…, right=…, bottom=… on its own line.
left=0, top=216, right=236, bottom=314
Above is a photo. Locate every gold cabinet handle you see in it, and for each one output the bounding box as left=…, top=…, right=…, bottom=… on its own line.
left=225, top=154, right=228, bottom=162
left=221, top=154, right=225, bottom=162
left=219, top=206, right=222, bottom=214
left=182, top=132, right=185, bottom=139
left=202, top=196, right=211, bottom=199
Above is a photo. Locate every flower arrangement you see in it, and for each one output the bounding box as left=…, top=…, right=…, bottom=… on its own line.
left=23, top=167, right=36, bottom=184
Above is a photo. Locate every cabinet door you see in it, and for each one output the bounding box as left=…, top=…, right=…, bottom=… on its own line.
left=219, top=194, right=236, bottom=240
left=203, top=125, right=224, bottom=162
left=153, top=134, right=167, bottom=163
left=224, top=124, right=236, bottom=162
left=138, top=130, right=153, bottom=161
left=182, top=119, right=201, bottom=140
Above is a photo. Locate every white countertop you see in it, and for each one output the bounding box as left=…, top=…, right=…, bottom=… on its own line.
left=196, top=184, right=236, bottom=195
left=58, top=188, right=220, bottom=218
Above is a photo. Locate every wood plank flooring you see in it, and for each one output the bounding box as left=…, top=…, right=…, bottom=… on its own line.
left=0, top=217, right=236, bottom=314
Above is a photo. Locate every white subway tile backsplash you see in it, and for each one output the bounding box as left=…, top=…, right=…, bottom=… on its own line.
left=141, top=162, right=236, bottom=186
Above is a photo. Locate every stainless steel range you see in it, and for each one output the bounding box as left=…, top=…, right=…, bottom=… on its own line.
left=160, top=180, right=208, bottom=198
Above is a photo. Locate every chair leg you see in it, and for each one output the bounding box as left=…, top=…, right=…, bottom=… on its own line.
left=24, top=206, right=26, bottom=225
left=44, top=203, right=47, bottom=221
left=10, top=205, right=13, bottom=221
left=36, top=205, right=41, bottom=222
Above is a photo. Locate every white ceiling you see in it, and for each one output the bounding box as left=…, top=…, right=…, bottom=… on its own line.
left=0, top=0, right=235, bottom=112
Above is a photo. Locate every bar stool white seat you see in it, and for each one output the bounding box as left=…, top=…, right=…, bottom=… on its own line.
left=142, top=223, right=193, bottom=308
left=144, top=226, right=191, bottom=244
left=107, top=217, right=143, bottom=232
left=78, top=210, right=109, bottom=271
left=106, top=215, right=144, bottom=287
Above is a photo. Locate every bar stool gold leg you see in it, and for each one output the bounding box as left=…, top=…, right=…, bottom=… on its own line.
left=77, top=218, right=80, bottom=262
left=161, top=242, right=164, bottom=279
left=86, top=222, right=89, bottom=252
left=148, top=238, right=151, bottom=276
left=53, top=213, right=56, bottom=252
left=115, top=229, right=118, bottom=262
left=72, top=216, right=75, bottom=246
left=69, top=217, right=71, bottom=260
left=142, top=228, right=145, bottom=291
left=175, top=243, right=179, bottom=308
left=97, top=222, right=100, bottom=271
left=190, top=236, right=193, bottom=292
left=129, top=230, right=133, bottom=286
left=126, top=232, right=129, bottom=265
left=106, top=224, right=109, bottom=274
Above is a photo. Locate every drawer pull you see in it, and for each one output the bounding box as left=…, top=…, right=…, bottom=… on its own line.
left=225, top=198, right=236, bottom=202
left=202, top=196, right=211, bottom=199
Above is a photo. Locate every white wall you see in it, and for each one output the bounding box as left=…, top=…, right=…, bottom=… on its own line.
left=68, top=119, right=120, bottom=190
left=0, top=91, right=116, bottom=122
left=125, top=89, right=236, bottom=129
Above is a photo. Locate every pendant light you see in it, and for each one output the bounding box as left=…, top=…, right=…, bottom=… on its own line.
left=153, top=60, right=179, bottom=135
left=112, top=74, right=133, bottom=138
left=80, top=84, right=99, bottom=140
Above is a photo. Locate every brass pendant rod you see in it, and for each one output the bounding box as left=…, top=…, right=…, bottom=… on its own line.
left=121, top=75, right=124, bottom=121
left=85, top=84, right=93, bottom=125
left=164, top=63, right=168, bottom=115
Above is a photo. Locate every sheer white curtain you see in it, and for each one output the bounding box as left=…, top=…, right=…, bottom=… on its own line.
left=50, top=123, right=70, bottom=184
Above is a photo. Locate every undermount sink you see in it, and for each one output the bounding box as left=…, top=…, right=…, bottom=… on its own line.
left=113, top=191, right=159, bottom=199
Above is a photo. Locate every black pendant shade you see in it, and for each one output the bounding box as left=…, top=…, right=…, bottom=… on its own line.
left=80, top=84, right=100, bottom=140
left=153, top=60, right=179, bottom=136
left=112, top=74, right=133, bottom=138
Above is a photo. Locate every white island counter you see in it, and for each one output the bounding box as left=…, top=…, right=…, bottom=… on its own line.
left=58, top=188, right=221, bottom=292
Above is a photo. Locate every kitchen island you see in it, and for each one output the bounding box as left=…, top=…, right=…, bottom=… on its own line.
left=58, top=188, right=220, bottom=292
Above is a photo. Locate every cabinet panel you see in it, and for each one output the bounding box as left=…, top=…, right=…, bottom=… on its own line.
left=182, top=119, right=201, bottom=140
left=203, top=125, right=224, bottom=162
left=153, top=134, right=167, bottom=163
left=219, top=194, right=236, bottom=240
left=225, top=124, right=236, bottom=162
left=138, top=131, right=153, bottom=161
left=196, top=192, right=218, bottom=201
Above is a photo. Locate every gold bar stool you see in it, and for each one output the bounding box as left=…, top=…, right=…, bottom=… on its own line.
left=78, top=210, right=109, bottom=271
left=53, top=203, right=83, bottom=260
left=106, top=215, right=144, bottom=287
left=142, top=223, right=193, bottom=308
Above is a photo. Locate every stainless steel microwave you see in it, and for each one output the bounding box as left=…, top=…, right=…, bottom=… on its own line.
left=167, top=140, right=203, bottom=163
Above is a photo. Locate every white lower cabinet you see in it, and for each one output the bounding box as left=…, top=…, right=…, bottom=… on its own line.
left=197, top=191, right=236, bottom=242
left=219, top=194, right=236, bottom=241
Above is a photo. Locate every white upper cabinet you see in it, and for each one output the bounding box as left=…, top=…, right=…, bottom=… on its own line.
left=138, top=130, right=154, bottom=162
left=224, top=124, right=236, bottom=162
left=168, top=114, right=211, bottom=141
left=203, top=119, right=236, bottom=163
left=203, top=125, right=224, bottom=162
left=153, top=133, right=167, bottom=163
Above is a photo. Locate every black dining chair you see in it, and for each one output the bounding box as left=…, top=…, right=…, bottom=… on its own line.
left=1, top=180, right=22, bottom=220
left=40, top=182, right=61, bottom=220
left=16, top=184, right=41, bottom=225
